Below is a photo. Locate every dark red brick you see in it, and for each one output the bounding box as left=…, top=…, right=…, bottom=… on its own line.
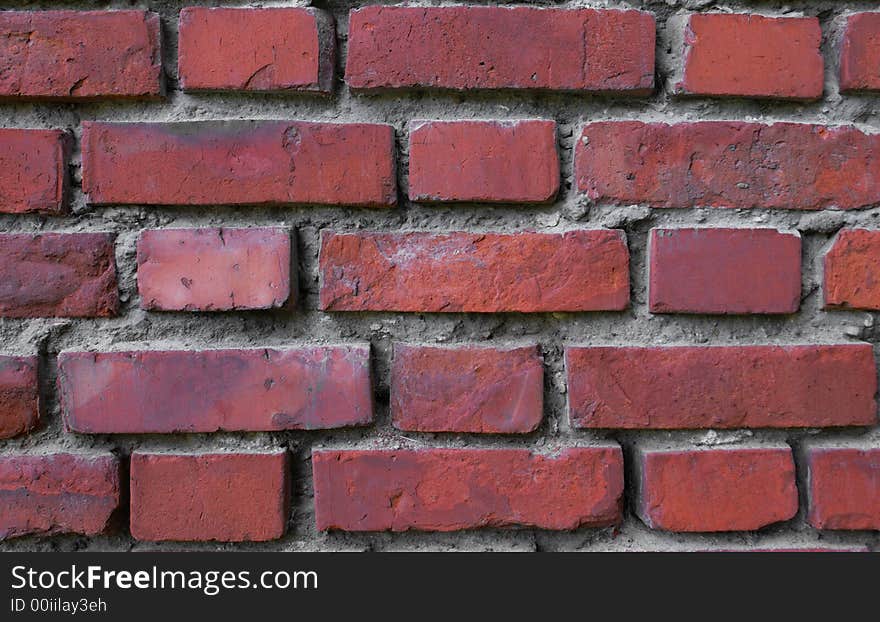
left=391, top=344, right=543, bottom=433
left=839, top=13, right=880, bottom=92
left=566, top=344, right=877, bottom=429
left=409, top=120, right=559, bottom=203
left=807, top=446, right=880, bottom=530
left=823, top=229, right=880, bottom=310
left=0, top=129, right=69, bottom=214
left=81, top=121, right=396, bottom=207
left=59, top=346, right=372, bottom=433
left=319, top=230, right=629, bottom=312
left=313, top=447, right=623, bottom=531
left=0, top=355, right=38, bottom=439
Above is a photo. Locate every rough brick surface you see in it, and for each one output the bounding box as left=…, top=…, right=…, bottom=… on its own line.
left=566, top=345, right=877, bottom=429
left=677, top=14, right=823, bottom=100
left=0, top=454, right=120, bottom=539
left=346, top=6, right=654, bottom=93
left=807, top=447, right=880, bottom=530
left=81, top=121, right=397, bottom=207
left=408, top=120, right=559, bottom=203
left=0, top=129, right=70, bottom=214
left=0, top=10, right=162, bottom=99
left=635, top=447, right=798, bottom=532
left=130, top=452, right=289, bottom=542
left=839, top=13, right=880, bottom=92
left=823, top=229, right=880, bottom=310
left=575, top=121, right=880, bottom=210
left=179, top=7, right=335, bottom=93
left=137, top=228, right=292, bottom=311
left=649, top=228, right=802, bottom=314
left=319, top=230, right=629, bottom=312
left=313, top=447, right=624, bottom=531
left=391, top=344, right=543, bottom=433
left=59, top=346, right=373, bottom=433
left=0, top=356, right=39, bottom=440
left=0, top=233, right=119, bottom=318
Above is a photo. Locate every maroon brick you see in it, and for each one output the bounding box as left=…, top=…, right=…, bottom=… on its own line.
left=81, top=121, right=397, bottom=207
left=575, top=121, right=880, bottom=210
left=676, top=14, right=823, bottom=100
left=130, top=452, right=289, bottom=542
left=823, top=229, right=880, bottom=310
left=409, top=120, right=559, bottom=203
left=391, top=344, right=543, bottom=433
left=313, top=447, right=624, bottom=531
left=0, top=453, right=120, bottom=539
left=0, top=355, right=39, bottom=439
left=839, top=12, right=880, bottom=92
left=566, top=344, right=877, bottom=429
left=0, top=129, right=70, bottom=214
left=649, top=228, right=802, bottom=314
left=807, top=446, right=880, bottom=530
left=346, top=6, right=655, bottom=93
left=137, top=228, right=292, bottom=311
left=179, top=7, right=335, bottom=93
left=59, top=346, right=373, bottom=433
left=0, top=10, right=162, bottom=99
left=319, top=230, right=630, bottom=312
left=0, top=233, right=119, bottom=318
left=635, top=446, right=798, bottom=532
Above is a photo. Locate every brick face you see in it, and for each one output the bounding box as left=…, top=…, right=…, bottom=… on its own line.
left=823, top=229, right=880, bottom=310
left=839, top=13, right=880, bottom=92
left=0, top=356, right=39, bottom=440
left=806, top=447, right=880, bottom=530
left=0, top=129, right=70, bottom=214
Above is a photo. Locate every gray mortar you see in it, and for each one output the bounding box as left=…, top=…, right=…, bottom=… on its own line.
left=1, top=0, right=879, bottom=552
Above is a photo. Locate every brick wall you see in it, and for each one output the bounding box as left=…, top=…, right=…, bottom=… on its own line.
left=1, top=0, right=879, bottom=552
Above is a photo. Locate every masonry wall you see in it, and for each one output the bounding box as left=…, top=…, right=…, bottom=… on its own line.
left=1, top=0, right=880, bottom=552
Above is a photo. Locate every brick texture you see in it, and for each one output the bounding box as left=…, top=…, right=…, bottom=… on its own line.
left=806, top=446, right=880, bottom=530
left=0, top=129, right=70, bottom=214
left=824, top=229, right=880, bottom=310
left=839, top=13, right=880, bottom=92
left=0, top=355, right=39, bottom=440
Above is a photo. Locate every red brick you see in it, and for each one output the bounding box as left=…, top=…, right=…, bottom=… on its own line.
left=0, top=453, right=120, bottom=539
left=635, top=447, right=798, bottom=532
left=179, top=7, right=335, bottom=93
left=0, top=10, right=162, bottom=99
left=391, top=344, right=543, bottom=433
left=0, top=355, right=39, bottom=440
left=676, top=14, right=823, bottom=100
left=319, top=230, right=629, bottom=312
left=807, top=447, right=880, bottom=530
left=59, top=346, right=372, bottom=433
left=409, top=120, right=559, bottom=203
left=0, top=233, right=119, bottom=318
left=566, top=344, right=877, bottom=429
left=649, top=228, right=802, bottom=314
left=346, top=6, right=654, bottom=93
left=823, top=229, right=880, bottom=310
left=81, top=121, right=396, bottom=207
left=839, top=13, right=880, bottom=92
left=0, top=129, right=70, bottom=214
left=575, top=121, right=880, bottom=210
left=137, top=228, right=292, bottom=312
left=130, top=452, right=289, bottom=542
left=313, top=447, right=623, bottom=531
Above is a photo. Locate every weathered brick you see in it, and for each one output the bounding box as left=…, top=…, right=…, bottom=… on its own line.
left=346, top=6, right=654, bottom=93
left=313, top=447, right=623, bottom=531
left=319, top=230, right=629, bottom=312
left=676, top=14, right=823, bottom=100
left=575, top=121, right=880, bottom=210
left=137, top=228, right=292, bottom=311
left=0, top=233, right=119, bottom=318
left=0, top=129, right=70, bottom=214
left=409, top=120, right=559, bottom=203
left=0, top=454, right=120, bottom=539
left=649, top=228, right=802, bottom=314
left=178, top=7, right=335, bottom=93
left=635, top=446, right=798, bottom=532
left=391, top=344, right=543, bottom=433
left=566, top=344, right=877, bottom=429
left=81, top=121, right=397, bottom=207
left=839, top=13, right=880, bottom=92
left=130, top=452, right=289, bottom=542
left=806, top=446, right=880, bottom=530
left=59, top=346, right=373, bottom=433
left=0, top=355, right=39, bottom=440
left=823, top=229, right=880, bottom=310
left=0, top=10, right=162, bottom=99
